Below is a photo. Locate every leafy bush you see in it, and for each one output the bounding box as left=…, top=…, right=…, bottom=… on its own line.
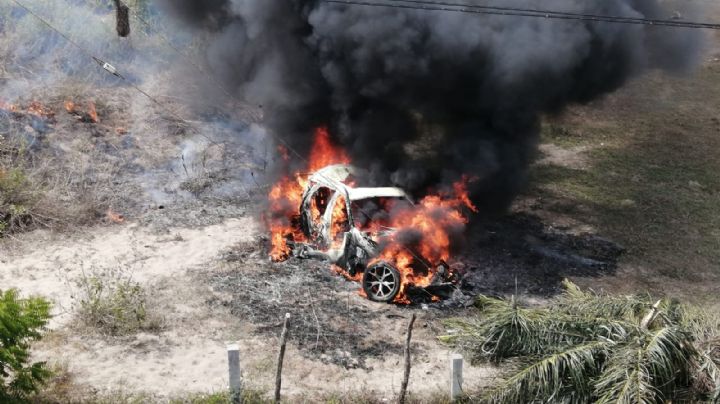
left=442, top=280, right=720, bottom=403
left=0, top=289, right=52, bottom=402
left=74, top=266, right=162, bottom=336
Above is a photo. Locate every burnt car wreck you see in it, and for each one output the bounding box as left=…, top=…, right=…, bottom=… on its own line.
left=286, top=164, right=459, bottom=303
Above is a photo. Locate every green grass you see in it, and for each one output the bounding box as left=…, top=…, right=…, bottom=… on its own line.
left=529, top=63, right=720, bottom=286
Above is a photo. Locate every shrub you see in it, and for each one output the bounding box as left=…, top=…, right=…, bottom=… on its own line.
left=74, top=266, right=162, bottom=336
left=442, top=280, right=720, bottom=403
left=0, top=289, right=52, bottom=402
left=0, top=167, right=36, bottom=235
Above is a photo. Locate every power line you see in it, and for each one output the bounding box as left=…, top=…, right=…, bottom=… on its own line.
left=115, top=3, right=325, bottom=170
left=322, top=0, right=720, bottom=30
left=122, top=4, right=263, bottom=123
left=389, top=0, right=687, bottom=25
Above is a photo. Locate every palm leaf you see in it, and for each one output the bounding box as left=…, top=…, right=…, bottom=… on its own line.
left=443, top=294, right=633, bottom=363
left=480, top=340, right=610, bottom=404
left=595, top=326, right=692, bottom=403
left=556, top=279, right=655, bottom=325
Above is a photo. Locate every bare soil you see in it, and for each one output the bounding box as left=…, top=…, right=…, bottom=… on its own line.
left=0, top=213, right=500, bottom=399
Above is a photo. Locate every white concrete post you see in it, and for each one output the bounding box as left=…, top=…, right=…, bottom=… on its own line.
left=450, top=353, right=463, bottom=400
left=227, top=343, right=242, bottom=403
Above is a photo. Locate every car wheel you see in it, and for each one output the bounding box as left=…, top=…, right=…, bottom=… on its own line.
left=363, top=262, right=401, bottom=303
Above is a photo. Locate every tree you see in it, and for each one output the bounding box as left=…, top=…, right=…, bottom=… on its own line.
left=441, top=280, right=720, bottom=403
left=0, top=289, right=52, bottom=402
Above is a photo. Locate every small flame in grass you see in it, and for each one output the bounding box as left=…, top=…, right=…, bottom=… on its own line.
left=64, top=99, right=99, bottom=123
left=277, top=144, right=290, bottom=161
left=0, top=100, right=19, bottom=112
left=106, top=208, right=125, bottom=224
left=87, top=102, right=99, bottom=123
left=64, top=100, right=76, bottom=113
left=27, top=101, right=55, bottom=119
left=1, top=100, right=54, bottom=118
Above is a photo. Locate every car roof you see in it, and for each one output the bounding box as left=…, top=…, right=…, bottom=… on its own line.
left=308, top=164, right=410, bottom=202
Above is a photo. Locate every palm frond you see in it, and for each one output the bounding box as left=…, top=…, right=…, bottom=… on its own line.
left=443, top=293, right=634, bottom=363
left=556, top=279, right=655, bottom=325
left=443, top=284, right=718, bottom=402
left=481, top=340, right=610, bottom=404
left=691, top=338, right=720, bottom=401
left=595, top=326, right=692, bottom=404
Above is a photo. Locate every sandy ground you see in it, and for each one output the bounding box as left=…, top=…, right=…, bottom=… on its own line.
left=0, top=216, right=494, bottom=399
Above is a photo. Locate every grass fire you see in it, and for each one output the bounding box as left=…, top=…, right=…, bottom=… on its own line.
left=1, top=0, right=719, bottom=403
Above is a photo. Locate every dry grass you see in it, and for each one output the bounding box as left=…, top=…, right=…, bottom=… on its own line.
left=70, top=263, right=164, bottom=336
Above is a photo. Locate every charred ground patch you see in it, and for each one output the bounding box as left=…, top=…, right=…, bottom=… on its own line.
left=206, top=210, right=624, bottom=369
left=208, top=239, right=412, bottom=369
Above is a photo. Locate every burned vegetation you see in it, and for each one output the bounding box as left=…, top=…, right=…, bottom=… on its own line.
left=210, top=239, right=408, bottom=369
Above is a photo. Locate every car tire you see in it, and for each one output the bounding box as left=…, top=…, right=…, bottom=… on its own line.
left=363, top=261, right=401, bottom=303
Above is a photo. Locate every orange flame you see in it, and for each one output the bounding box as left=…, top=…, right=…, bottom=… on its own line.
left=64, top=100, right=76, bottom=113
left=0, top=100, right=18, bottom=112
left=87, top=102, right=99, bottom=123
left=267, top=127, right=349, bottom=261
left=369, top=178, right=475, bottom=303
left=106, top=208, right=125, bottom=224
left=1, top=100, right=54, bottom=119
left=308, top=127, right=350, bottom=171
left=64, top=99, right=98, bottom=123
left=26, top=101, right=55, bottom=119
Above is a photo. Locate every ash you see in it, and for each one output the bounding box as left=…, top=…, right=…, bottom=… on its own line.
left=206, top=210, right=623, bottom=369
left=209, top=238, right=412, bottom=369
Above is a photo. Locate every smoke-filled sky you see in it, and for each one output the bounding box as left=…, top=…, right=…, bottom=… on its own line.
left=158, top=0, right=706, bottom=211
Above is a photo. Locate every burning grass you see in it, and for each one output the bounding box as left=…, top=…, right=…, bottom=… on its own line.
left=0, top=103, right=113, bottom=236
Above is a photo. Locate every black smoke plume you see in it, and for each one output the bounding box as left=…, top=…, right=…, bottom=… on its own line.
left=158, top=0, right=705, bottom=211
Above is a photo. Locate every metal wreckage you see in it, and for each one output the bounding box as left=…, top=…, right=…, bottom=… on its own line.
left=285, top=164, right=461, bottom=303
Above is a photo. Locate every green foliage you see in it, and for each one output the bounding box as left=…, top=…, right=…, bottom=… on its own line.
left=0, top=289, right=52, bottom=402
left=442, top=280, right=720, bottom=403
left=169, top=390, right=269, bottom=404
left=74, top=266, right=162, bottom=336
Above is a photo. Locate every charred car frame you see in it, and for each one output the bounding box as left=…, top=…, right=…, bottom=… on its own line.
left=287, top=164, right=458, bottom=303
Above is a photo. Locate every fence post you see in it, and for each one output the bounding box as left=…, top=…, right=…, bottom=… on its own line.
left=275, top=313, right=291, bottom=403
left=227, top=342, right=242, bottom=403
left=450, top=353, right=463, bottom=401
left=398, top=313, right=417, bottom=404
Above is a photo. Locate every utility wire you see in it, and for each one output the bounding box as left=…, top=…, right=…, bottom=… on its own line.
left=122, top=4, right=263, bottom=123
left=323, top=0, right=720, bottom=30
left=389, top=0, right=690, bottom=25
left=117, top=2, right=320, bottom=170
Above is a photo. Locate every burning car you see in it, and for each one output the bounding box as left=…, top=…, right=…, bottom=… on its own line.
left=268, top=127, right=474, bottom=304
left=282, top=164, right=458, bottom=302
